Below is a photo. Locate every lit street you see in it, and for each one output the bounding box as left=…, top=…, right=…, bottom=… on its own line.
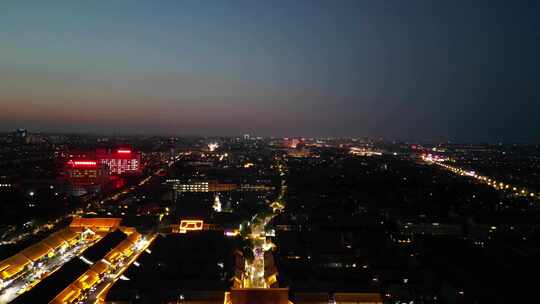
left=423, top=155, right=539, bottom=199
left=82, top=234, right=157, bottom=304
left=243, top=160, right=286, bottom=288
left=0, top=235, right=100, bottom=304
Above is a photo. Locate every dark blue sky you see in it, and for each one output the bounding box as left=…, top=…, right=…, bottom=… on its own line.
left=1, top=0, right=539, bottom=141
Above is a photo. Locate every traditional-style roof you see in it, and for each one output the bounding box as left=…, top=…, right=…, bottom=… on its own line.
left=73, top=271, right=100, bottom=290
left=0, top=228, right=82, bottom=281
left=56, top=228, right=80, bottom=244
left=21, top=242, right=53, bottom=261
left=11, top=258, right=88, bottom=304
left=88, top=260, right=109, bottom=276
left=49, top=284, right=82, bottom=304
left=42, top=233, right=68, bottom=250
left=0, top=254, right=32, bottom=280
left=70, top=217, right=122, bottom=231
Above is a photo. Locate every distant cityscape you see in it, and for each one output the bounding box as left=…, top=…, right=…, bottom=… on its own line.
left=0, top=128, right=538, bottom=303
left=3, top=0, right=540, bottom=302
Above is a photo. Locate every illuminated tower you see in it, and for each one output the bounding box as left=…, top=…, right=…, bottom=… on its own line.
left=213, top=194, right=222, bottom=212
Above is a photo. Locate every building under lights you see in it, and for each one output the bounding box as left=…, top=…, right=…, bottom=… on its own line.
left=65, top=160, right=109, bottom=196
left=65, top=147, right=142, bottom=177
left=96, top=147, right=142, bottom=175
left=284, top=137, right=301, bottom=149
left=63, top=147, right=142, bottom=196
left=166, top=179, right=238, bottom=192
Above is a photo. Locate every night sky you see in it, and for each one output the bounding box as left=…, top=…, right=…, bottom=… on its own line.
left=1, top=1, right=539, bottom=141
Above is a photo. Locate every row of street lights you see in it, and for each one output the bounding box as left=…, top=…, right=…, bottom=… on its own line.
left=423, top=155, right=538, bottom=199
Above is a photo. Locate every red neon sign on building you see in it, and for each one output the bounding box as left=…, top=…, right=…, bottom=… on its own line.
left=96, top=147, right=141, bottom=175
left=68, top=160, right=97, bottom=167
left=65, top=159, right=103, bottom=187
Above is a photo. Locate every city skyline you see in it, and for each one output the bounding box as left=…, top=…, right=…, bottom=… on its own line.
left=1, top=2, right=540, bottom=302
left=1, top=0, right=540, bottom=141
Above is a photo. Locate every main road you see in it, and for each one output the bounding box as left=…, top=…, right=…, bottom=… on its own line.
left=243, top=159, right=287, bottom=288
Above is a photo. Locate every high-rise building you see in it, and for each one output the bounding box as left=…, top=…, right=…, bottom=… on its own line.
left=96, top=147, right=142, bottom=175
left=63, top=147, right=142, bottom=195
left=15, top=128, right=27, bottom=139
left=13, top=128, right=27, bottom=144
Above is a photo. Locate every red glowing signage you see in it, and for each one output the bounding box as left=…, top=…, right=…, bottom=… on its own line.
left=68, top=160, right=97, bottom=167
left=117, top=150, right=132, bottom=154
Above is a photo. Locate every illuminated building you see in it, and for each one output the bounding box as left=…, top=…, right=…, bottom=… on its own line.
left=224, top=287, right=383, bottom=304
left=349, top=147, right=382, bottom=156
left=69, top=217, right=122, bottom=233
left=284, top=137, right=301, bottom=148
left=167, top=179, right=274, bottom=193
left=64, top=147, right=142, bottom=194
left=172, top=220, right=204, bottom=233
left=225, top=288, right=290, bottom=304
left=167, top=180, right=210, bottom=192
left=208, top=142, right=219, bottom=152
left=240, top=184, right=275, bottom=191
left=420, top=153, right=449, bottom=162
left=166, top=179, right=238, bottom=192
left=12, top=226, right=147, bottom=304
left=213, top=194, right=222, bottom=212
left=65, top=160, right=109, bottom=196
left=287, top=148, right=311, bottom=158
left=0, top=228, right=82, bottom=289
left=169, top=219, right=224, bottom=233
left=96, top=147, right=142, bottom=175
